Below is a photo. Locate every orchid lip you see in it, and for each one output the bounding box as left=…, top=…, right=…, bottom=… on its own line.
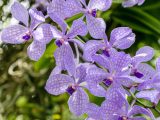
left=103, top=78, right=113, bottom=87
left=66, top=86, right=76, bottom=95
left=91, top=9, right=97, bottom=17
left=22, top=34, right=31, bottom=41
left=55, top=40, right=63, bottom=47
left=118, top=116, right=128, bottom=120
left=102, top=49, right=110, bottom=57
left=134, top=71, right=144, bottom=78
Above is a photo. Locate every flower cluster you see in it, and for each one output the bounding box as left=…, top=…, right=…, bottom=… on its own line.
left=2, top=0, right=160, bottom=120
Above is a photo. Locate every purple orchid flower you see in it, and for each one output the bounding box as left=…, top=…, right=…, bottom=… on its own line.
left=51, top=18, right=87, bottom=75
left=47, top=0, right=112, bottom=39
left=45, top=63, right=92, bottom=116
left=130, top=46, right=155, bottom=79
left=136, top=57, right=160, bottom=104
left=122, top=0, right=145, bottom=8
left=0, top=2, right=52, bottom=61
left=83, top=27, right=135, bottom=62
left=86, top=50, right=144, bottom=96
left=101, top=85, right=155, bottom=120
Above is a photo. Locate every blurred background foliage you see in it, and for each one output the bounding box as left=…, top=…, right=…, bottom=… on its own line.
left=0, top=0, right=160, bottom=120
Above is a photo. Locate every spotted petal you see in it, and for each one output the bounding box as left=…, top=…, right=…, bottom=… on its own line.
left=45, top=74, right=74, bottom=95
left=33, top=23, right=53, bottom=44
left=136, top=63, right=156, bottom=80
left=132, top=46, right=154, bottom=65
left=109, top=27, right=135, bottom=49
left=54, top=43, right=76, bottom=76
left=86, top=15, right=106, bottom=39
left=110, top=51, right=131, bottom=73
left=27, top=41, right=46, bottom=61
left=47, top=0, right=68, bottom=19
left=101, top=87, right=129, bottom=119
left=1, top=25, right=28, bottom=44
left=118, top=76, right=144, bottom=87
left=48, top=13, right=67, bottom=34
left=136, top=90, right=160, bottom=104
left=156, top=57, right=160, bottom=72
left=29, top=8, right=45, bottom=30
left=92, top=54, right=111, bottom=70
left=85, top=103, right=101, bottom=119
left=65, top=0, right=82, bottom=17
left=83, top=40, right=104, bottom=61
left=86, top=66, right=108, bottom=83
left=88, top=0, right=112, bottom=11
left=11, top=2, right=29, bottom=26
left=128, top=105, right=155, bottom=119
left=122, top=0, right=145, bottom=8
left=68, top=88, right=89, bottom=116
left=67, top=18, right=88, bottom=38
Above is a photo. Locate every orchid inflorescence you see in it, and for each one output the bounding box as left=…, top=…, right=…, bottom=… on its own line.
left=1, top=0, right=160, bottom=120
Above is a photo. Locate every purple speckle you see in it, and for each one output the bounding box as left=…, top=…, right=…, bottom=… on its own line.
left=103, top=78, right=113, bottom=87
left=102, top=50, right=110, bottom=57
left=55, top=40, right=62, bottom=47
left=91, top=9, right=97, bottom=17
left=66, top=86, right=76, bottom=95
left=22, top=34, right=31, bottom=41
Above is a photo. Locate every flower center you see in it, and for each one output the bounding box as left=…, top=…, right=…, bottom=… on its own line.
left=91, top=9, right=97, bottom=17
left=131, top=69, right=144, bottom=78
left=102, top=49, right=110, bottom=57
left=66, top=85, right=77, bottom=95
left=118, top=116, right=128, bottom=120
left=88, top=9, right=97, bottom=17
left=55, top=40, right=63, bottom=47
left=22, top=34, right=31, bottom=41
left=103, top=77, right=113, bottom=87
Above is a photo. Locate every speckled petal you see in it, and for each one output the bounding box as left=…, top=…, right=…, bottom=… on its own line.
left=132, top=46, right=154, bottom=64
left=65, top=0, right=82, bottom=17
left=11, top=2, right=29, bottom=26
left=101, top=87, right=129, bottom=119
left=92, top=54, right=111, bottom=70
left=54, top=43, right=76, bottom=76
left=156, top=57, right=160, bottom=72
left=68, top=88, right=89, bottom=116
left=86, top=15, right=106, bottom=39
left=128, top=105, right=155, bottom=119
left=75, top=64, right=87, bottom=83
left=67, top=18, right=87, bottom=38
left=88, top=0, right=112, bottom=11
left=33, top=23, right=53, bottom=44
left=111, top=51, right=131, bottom=73
left=86, top=80, right=106, bottom=97
left=118, top=76, right=144, bottom=87
left=45, top=74, right=74, bottom=95
left=136, top=63, right=156, bottom=80
left=86, top=66, right=108, bottom=83
left=27, top=41, right=46, bottom=61
left=47, top=0, right=68, bottom=19
left=48, top=13, right=67, bottom=34
left=109, top=27, right=135, bottom=49
left=29, top=8, right=45, bottom=30
left=122, top=0, right=144, bottom=8
left=85, top=103, right=101, bottom=119
left=83, top=40, right=104, bottom=61
left=136, top=90, right=160, bottom=104
left=1, top=25, right=28, bottom=44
